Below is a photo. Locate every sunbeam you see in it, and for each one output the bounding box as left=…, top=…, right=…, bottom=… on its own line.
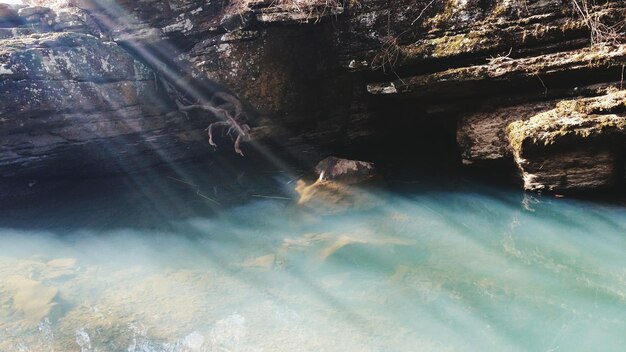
left=2, top=0, right=626, bottom=351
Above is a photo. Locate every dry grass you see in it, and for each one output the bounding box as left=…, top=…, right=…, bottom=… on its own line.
left=570, top=0, right=626, bottom=45
left=272, top=0, right=347, bottom=22
left=370, top=34, right=400, bottom=73
left=270, top=0, right=345, bottom=12
left=370, top=0, right=435, bottom=74
left=229, top=0, right=352, bottom=22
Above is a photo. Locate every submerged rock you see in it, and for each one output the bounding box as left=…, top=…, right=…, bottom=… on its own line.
left=0, top=4, right=23, bottom=28
left=295, top=157, right=379, bottom=211
left=295, top=179, right=355, bottom=206
left=507, top=90, right=626, bottom=192
left=254, top=230, right=416, bottom=271
left=1, top=276, right=61, bottom=325
left=294, top=178, right=381, bottom=214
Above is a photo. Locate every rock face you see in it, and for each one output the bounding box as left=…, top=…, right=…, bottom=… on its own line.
left=507, top=90, right=626, bottom=192
left=457, top=101, right=558, bottom=165
left=0, top=7, right=210, bottom=178
left=110, top=0, right=626, bottom=191
left=1, top=0, right=625, bottom=193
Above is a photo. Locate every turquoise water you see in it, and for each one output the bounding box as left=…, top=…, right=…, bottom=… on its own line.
left=1, top=170, right=625, bottom=351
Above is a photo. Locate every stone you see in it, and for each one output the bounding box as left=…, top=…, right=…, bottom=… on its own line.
left=2, top=276, right=60, bottom=325
left=0, top=31, right=209, bottom=179
left=220, top=11, right=253, bottom=32
left=314, top=156, right=376, bottom=184
left=294, top=178, right=381, bottom=213
left=0, top=4, right=23, bottom=28
left=367, top=45, right=626, bottom=99
left=295, top=179, right=354, bottom=206
left=275, top=230, right=415, bottom=267
left=17, top=6, right=52, bottom=19
left=240, top=254, right=276, bottom=270
left=457, top=102, right=556, bottom=165
left=319, top=232, right=415, bottom=261
left=2, top=0, right=626, bottom=195
left=506, top=90, right=626, bottom=192
left=456, top=84, right=621, bottom=165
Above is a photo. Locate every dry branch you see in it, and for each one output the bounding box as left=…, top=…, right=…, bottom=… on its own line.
left=164, top=79, right=251, bottom=156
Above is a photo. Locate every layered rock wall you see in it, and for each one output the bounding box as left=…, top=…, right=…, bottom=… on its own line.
left=2, top=0, right=625, bottom=192
left=0, top=5, right=210, bottom=178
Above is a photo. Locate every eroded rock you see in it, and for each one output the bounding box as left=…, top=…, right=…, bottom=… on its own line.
left=2, top=0, right=626, bottom=194
left=457, top=101, right=557, bottom=165
left=507, top=90, right=626, bottom=192
left=0, top=30, right=208, bottom=179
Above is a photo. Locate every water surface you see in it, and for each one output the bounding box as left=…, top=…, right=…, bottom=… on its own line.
left=1, top=170, right=625, bottom=351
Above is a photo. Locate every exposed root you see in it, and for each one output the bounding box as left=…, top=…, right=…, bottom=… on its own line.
left=169, top=82, right=252, bottom=156
left=371, top=0, right=435, bottom=75
left=371, top=34, right=400, bottom=74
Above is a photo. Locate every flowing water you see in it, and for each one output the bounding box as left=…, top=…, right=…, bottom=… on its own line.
left=1, top=167, right=625, bottom=352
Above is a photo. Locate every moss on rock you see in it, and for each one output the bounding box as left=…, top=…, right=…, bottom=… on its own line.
left=507, top=89, right=626, bottom=158
left=506, top=89, right=626, bottom=192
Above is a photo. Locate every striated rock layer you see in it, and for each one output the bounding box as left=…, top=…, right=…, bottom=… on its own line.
left=1, top=0, right=625, bottom=193
left=507, top=90, right=625, bottom=192
left=0, top=4, right=211, bottom=179
left=91, top=0, right=626, bottom=192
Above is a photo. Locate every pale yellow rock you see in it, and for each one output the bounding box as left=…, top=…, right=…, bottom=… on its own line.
left=2, top=276, right=59, bottom=324
left=241, top=254, right=276, bottom=269
left=46, top=258, right=77, bottom=268
left=282, top=232, right=334, bottom=251
left=295, top=179, right=353, bottom=206
left=41, top=258, right=78, bottom=280
left=294, top=179, right=378, bottom=213
left=320, top=233, right=416, bottom=261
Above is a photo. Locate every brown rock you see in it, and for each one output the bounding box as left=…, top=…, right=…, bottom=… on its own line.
left=507, top=90, right=626, bottom=192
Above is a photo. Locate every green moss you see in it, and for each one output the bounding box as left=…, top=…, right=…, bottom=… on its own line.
left=431, top=32, right=484, bottom=57
left=507, top=90, right=626, bottom=157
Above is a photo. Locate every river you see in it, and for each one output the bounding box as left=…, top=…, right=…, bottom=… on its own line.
left=1, top=165, right=625, bottom=351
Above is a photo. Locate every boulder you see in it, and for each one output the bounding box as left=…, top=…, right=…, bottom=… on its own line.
left=456, top=84, right=623, bottom=166
left=506, top=90, right=626, bottom=192
left=315, top=156, right=376, bottom=184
